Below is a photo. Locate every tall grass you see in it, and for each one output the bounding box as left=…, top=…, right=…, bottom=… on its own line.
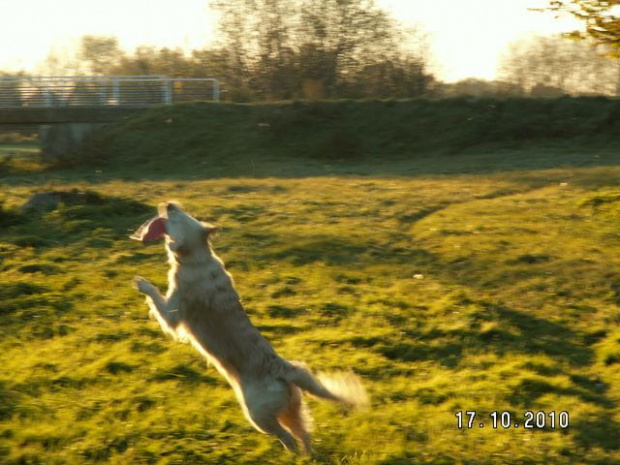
left=80, top=98, right=620, bottom=167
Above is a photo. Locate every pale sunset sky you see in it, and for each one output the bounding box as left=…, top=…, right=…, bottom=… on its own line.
left=0, top=0, right=582, bottom=82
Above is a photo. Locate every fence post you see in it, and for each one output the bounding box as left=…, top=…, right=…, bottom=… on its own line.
left=213, top=79, right=220, bottom=102
left=163, top=78, right=172, bottom=105
left=100, top=78, right=107, bottom=105
left=113, top=78, right=120, bottom=105
left=44, top=86, right=53, bottom=107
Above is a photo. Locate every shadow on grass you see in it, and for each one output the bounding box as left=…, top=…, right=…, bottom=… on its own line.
left=3, top=190, right=153, bottom=250
left=150, top=363, right=218, bottom=386
left=376, top=303, right=593, bottom=367
left=258, top=235, right=436, bottom=268
left=286, top=233, right=619, bottom=453
left=0, top=380, right=19, bottom=421
left=260, top=238, right=370, bottom=266
left=3, top=142, right=620, bottom=190
left=0, top=281, right=73, bottom=317
left=258, top=232, right=599, bottom=367
left=572, top=411, right=620, bottom=451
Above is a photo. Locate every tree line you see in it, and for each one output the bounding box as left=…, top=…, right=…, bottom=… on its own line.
left=29, top=0, right=435, bottom=101
left=443, top=34, right=620, bottom=98
left=3, top=0, right=620, bottom=101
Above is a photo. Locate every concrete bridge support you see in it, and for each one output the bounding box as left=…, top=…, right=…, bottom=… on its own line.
left=0, top=107, right=142, bottom=161
left=39, top=123, right=105, bottom=160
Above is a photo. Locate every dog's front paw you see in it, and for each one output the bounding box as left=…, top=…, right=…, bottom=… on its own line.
left=133, top=276, right=155, bottom=295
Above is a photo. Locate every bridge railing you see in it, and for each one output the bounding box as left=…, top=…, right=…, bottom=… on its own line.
left=0, top=75, right=220, bottom=108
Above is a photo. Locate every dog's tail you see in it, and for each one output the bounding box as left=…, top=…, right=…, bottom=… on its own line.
left=284, top=361, right=369, bottom=407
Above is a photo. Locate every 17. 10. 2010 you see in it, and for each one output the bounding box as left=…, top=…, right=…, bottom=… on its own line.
left=455, top=410, right=569, bottom=429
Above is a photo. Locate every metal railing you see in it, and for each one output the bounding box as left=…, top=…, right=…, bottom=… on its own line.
left=0, top=75, right=220, bottom=108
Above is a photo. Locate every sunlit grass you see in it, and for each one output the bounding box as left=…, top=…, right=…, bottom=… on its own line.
left=1, top=133, right=619, bottom=464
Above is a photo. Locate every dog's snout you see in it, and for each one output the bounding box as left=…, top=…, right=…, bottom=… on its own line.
left=158, top=202, right=178, bottom=217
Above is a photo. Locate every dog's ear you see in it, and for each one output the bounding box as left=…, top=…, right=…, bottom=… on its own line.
left=201, top=222, right=219, bottom=242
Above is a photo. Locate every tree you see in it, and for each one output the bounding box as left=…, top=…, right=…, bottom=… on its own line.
left=38, top=45, right=80, bottom=75
left=113, top=46, right=193, bottom=77
left=498, top=34, right=620, bottom=96
left=79, top=36, right=123, bottom=75
left=210, top=0, right=294, bottom=99
left=296, top=0, right=401, bottom=95
left=545, top=1, right=620, bottom=53
left=209, top=0, right=433, bottom=100
left=438, top=78, right=508, bottom=98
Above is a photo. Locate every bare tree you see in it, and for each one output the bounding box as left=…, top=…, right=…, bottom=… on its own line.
left=37, top=45, right=81, bottom=76
left=113, top=46, right=192, bottom=77
left=209, top=0, right=433, bottom=100
left=79, top=36, right=123, bottom=75
left=498, top=34, right=620, bottom=96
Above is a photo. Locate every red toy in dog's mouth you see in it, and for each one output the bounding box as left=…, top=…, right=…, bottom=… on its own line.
left=130, top=217, right=167, bottom=243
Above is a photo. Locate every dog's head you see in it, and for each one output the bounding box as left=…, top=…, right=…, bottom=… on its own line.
left=131, top=201, right=217, bottom=256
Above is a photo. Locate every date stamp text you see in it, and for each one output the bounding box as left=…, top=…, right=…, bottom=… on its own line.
left=455, top=411, right=569, bottom=430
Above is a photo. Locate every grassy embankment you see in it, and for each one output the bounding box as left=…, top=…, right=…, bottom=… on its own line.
left=0, top=99, right=619, bottom=464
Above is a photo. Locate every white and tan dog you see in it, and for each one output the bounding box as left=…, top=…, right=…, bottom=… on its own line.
left=132, top=201, right=367, bottom=453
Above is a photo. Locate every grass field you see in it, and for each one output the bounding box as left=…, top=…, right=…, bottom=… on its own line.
left=1, top=101, right=619, bottom=464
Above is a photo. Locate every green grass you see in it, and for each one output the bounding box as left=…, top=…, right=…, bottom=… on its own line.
left=0, top=101, right=619, bottom=464
left=39, top=97, right=620, bottom=172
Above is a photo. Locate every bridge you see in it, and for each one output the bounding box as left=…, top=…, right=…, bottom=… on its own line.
left=0, top=75, right=220, bottom=157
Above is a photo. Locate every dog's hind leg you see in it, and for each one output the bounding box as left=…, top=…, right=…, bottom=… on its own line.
left=242, top=384, right=301, bottom=453
left=278, top=386, right=313, bottom=454
left=252, top=414, right=299, bottom=453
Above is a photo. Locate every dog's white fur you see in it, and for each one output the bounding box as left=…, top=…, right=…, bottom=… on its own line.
left=133, top=201, right=368, bottom=453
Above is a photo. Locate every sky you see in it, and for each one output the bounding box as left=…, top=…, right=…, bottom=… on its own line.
left=0, top=0, right=582, bottom=82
